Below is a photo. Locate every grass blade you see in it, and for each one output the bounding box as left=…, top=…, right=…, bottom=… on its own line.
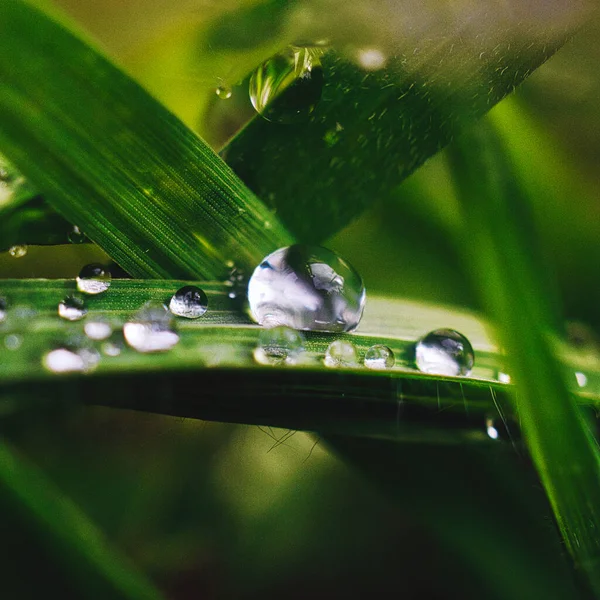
left=0, top=0, right=292, bottom=280
left=450, top=119, right=600, bottom=594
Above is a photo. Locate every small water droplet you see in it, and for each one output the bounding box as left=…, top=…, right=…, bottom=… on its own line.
left=123, top=303, right=179, bottom=353
left=76, top=263, right=111, bottom=295
left=486, top=417, right=500, bottom=440
left=355, top=47, right=387, bottom=71
left=68, top=226, right=86, bottom=244
left=415, top=328, right=474, bottom=376
left=253, top=326, right=305, bottom=366
left=169, top=286, right=208, bottom=319
left=101, top=341, right=122, bottom=357
left=216, top=85, right=232, bottom=99
left=498, top=371, right=511, bottom=384
left=84, top=320, right=113, bottom=341
left=485, top=416, right=520, bottom=442
left=58, top=295, right=87, bottom=321
left=249, top=46, right=324, bottom=124
left=4, top=334, right=22, bottom=350
left=42, top=346, right=99, bottom=374
left=225, top=266, right=247, bottom=300
left=575, top=371, right=588, bottom=388
left=8, top=245, right=27, bottom=258
left=364, top=345, right=395, bottom=370
left=0, top=297, right=7, bottom=323
left=247, top=245, right=366, bottom=332
left=324, top=340, right=358, bottom=368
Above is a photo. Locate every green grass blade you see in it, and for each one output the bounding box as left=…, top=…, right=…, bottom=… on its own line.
left=450, top=119, right=600, bottom=594
left=222, top=10, right=586, bottom=243
left=0, top=0, right=292, bottom=280
left=0, top=439, right=164, bottom=599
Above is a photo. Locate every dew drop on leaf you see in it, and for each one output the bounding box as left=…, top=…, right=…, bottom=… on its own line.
left=8, top=245, right=27, bottom=258
left=58, top=295, right=87, bottom=321
left=68, top=225, right=87, bottom=244
left=415, top=328, right=474, bottom=376
left=247, top=245, right=366, bottom=333
left=76, top=263, right=111, bottom=295
left=123, top=302, right=179, bottom=353
left=253, top=326, right=304, bottom=366
left=216, top=85, right=232, bottom=99
left=84, top=320, right=113, bottom=341
left=364, top=345, right=395, bottom=370
left=42, top=346, right=99, bottom=374
left=324, top=340, right=358, bottom=368
left=249, top=46, right=324, bottom=124
left=575, top=371, right=588, bottom=388
left=169, top=286, right=208, bottom=319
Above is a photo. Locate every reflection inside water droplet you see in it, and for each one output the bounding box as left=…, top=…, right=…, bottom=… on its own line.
left=169, top=286, right=208, bottom=319
left=253, top=326, right=305, bottom=366
left=124, top=303, right=179, bottom=353
left=58, top=295, right=87, bottom=321
left=77, top=263, right=111, bottom=295
left=247, top=245, right=366, bottom=333
left=249, top=46, right=324, bottom=124
left=364, top=345, right=395, bottom=370
left=575, top=371, right=588, bottom=388
left=415, top=328, right=474, bottom=376
left=68, top=226, right=87, bottom=244
left=324, top=340, right=358, bottom=368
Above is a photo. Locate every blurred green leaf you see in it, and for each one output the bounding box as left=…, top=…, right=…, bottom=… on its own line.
left=450, top=119, right=600, bottom=595
left=0, top=0, right=292, bottom=280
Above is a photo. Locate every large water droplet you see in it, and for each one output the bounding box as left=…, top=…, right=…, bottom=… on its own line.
left=76, top=263, right=111, bottom=295
left=84, top=320, right=113, bottom=341
left=68, top=226, right=87, bottom=244
left=42, top=346, right=99, bottom=374
left=253, top=326, right=305, bottom=366
left=249, top=46, right=323, bottom=124
left=8, top=245, right=27, bottom=258
left=169, top=286, right=208, bottom=319
left=415, top=328, right=474, bottom=376
left=324, top=340, right=358, bottom=368
left=364, top=345, right=395, bottom=370
left=58, top=295, right=87, bottom=321
left=123, top=303, right=179, bottom=353
left=247, top=245, right=366, bottom=332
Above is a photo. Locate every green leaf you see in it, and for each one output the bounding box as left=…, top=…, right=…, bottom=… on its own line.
left=223, top=11, right=586, bottom=243
left=0, top=439, right=164, bottom=599
left=450, top=118, right=600, bottom=595
left=0, top=0, right=292, bottom=280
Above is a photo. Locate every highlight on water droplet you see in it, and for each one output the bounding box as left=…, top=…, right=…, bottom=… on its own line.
left=42, top=346, right=99, bottom=374
left=84, top=320, right=113, bottom=341
left=355, top=47, right=387, bottom=71
left=364, top=345, right=395, bottom=370
left=58, top=295, right=87, bottom=321
left=575, top=371, right=588, bottom=388
left=485, top=417, right=500, bottom=440
left=169, top=286, right=208, bottom=319
left=498, top=371, right=511, bottom=384
left=253, top=326, right=305, bottom=366
left=8, top=245, right=27, bottom=258
left=76, top=263, right=112, bottom=295
left=68, top=225, right=86, bottom=244
left=324, top=339, right=358, bottom=368
left=216, top=84, right=233, bottom=99
left=247, top=244, right=366, bottom=333
left=414, top=328, right=474, bottom=376
left=123, top=302, right=179, bottom=353
left=249, top=46, right=324, bottom=124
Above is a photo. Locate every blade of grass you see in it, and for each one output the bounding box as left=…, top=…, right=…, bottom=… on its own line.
left=0, top=0, right=292, bottom=280
left=0, top=438, right=164, bottom=599
left=450, top=118, right=600, bottom=594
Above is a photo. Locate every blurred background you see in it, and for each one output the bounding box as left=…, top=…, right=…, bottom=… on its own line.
left=2, top=0, right=600, bottom=597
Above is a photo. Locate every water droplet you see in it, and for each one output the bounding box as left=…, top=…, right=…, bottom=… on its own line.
left=324, top=340, right=358, bottom=368
left=42, top=346, right=99, bottom=374
left=0, top=297, right=7, bottom=323
left=101, top=341, right=122, bottom=357
left=249, top=46, right=324, bottom=124
left=169, top=286, right=208, bottom=319
left=76, top=263, right=111, bottom=295
left=4, top=334, right=22, bottom=350
left=485, top=416, right=520, bottom=442
left=498, top=371, right=511, bottom=384
left=575, top=371, right=588, bottom=388
left=253, top=326, right=305, bottom=366
left=415, top=328, right=474, bottom=376
left=355, top=47, right=387, bottom=71
left=225, top=266, right=246, bottom=300
left=364, top=345, right=395, bottom=370
left=247, top=245, right=366, bottom=332
left=8, top=245, right=27, bottom=258
left=123, top=303, right=179, bottom=353
left=68, top=226, right=86, bottom=244
left=58, top=295, right=87, bottom=321
left=84, top=320, right=113, bottom=341
left=216, top=85, right=232, bottom=99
